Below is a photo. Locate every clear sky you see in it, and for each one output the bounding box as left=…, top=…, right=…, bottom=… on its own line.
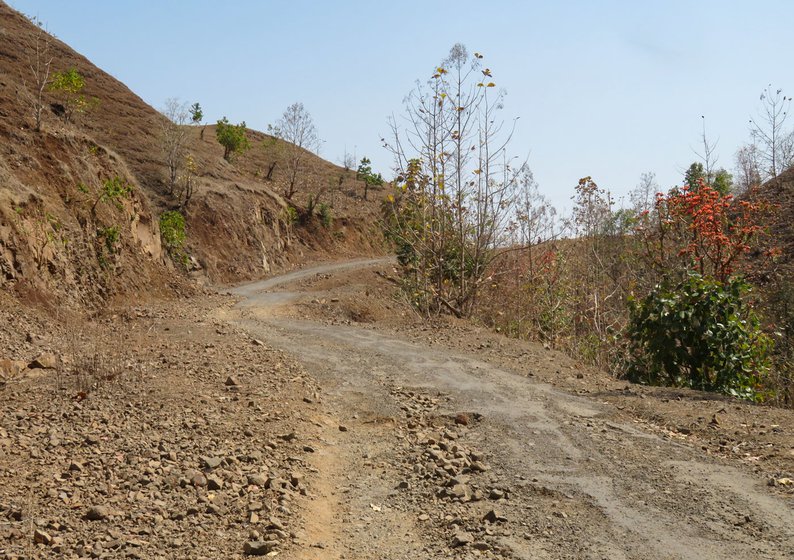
left=8, top=0, right=793, bottom=213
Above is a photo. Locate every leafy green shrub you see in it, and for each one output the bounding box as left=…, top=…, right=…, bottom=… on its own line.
left=317, top=203, right=332, bottom=228
left=49, top=67, right=98, bottom=123
left=625, top=272, right=772, bottom=400
left=215, top=117, right=250, bottom=161
left=284, top=206, right=299, bottom=225
left=98, top=225, right=120, bottom=253
left=159, top=211, right=186, bottom=251
left=91, top=176, right=132, bottom=214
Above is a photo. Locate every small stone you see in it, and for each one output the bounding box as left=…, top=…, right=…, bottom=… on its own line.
left=191, top=473, right=208, bottom=487
left=33, top=528, right=52, bottom=545
left=451, top=530, right=473, bottom=547
left=483, top=509, right=508, bottom=523
left=224, top=376, right=240, bottom=387
left=201, top=456, right=224, bottom=469
left=28, top=353, right=58, bottom=369
left=252, top=339, right=265, bottom=346
left=338, top=425, right=348, bottom=432
left=418, top=513, right=430, bottom=521
left=207, top=475, right=224, bottom=490
left=248, top=473, right=268, bottom=487
left=489, top=488, right=505, bottom=500
left=397, top=480, right=410, bottom=490
left=472, top=542, right=491, bottom=551
left=243, top=540, right=278, bottom=556
left=85, top=505, right=110, bottom=521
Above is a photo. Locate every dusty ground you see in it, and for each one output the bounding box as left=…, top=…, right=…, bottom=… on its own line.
left=2, top=259, right=793, bottom=559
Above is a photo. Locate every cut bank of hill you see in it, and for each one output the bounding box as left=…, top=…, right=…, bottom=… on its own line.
left=0, top=1, right=384, bottom=310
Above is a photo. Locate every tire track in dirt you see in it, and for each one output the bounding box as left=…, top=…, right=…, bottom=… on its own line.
left=224, top=260, right=794, bottom=559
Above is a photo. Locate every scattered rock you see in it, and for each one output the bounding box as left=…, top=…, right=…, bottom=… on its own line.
left=201, top=455, right=224, bottom=469
left=85, top=505, right=110, bottom=521
left=33, top=528, right=52, bottom=545
left=451, top=530, right=473, bottom=547
left=28, top=352, right=58, bottom=369
left=243, top=540, right=279, bottom=556
left=483, top=509, right=507, bottom=523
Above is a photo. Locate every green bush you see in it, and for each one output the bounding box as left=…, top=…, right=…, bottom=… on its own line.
left=625, top=272, right=772, bottom=400
left=317, top=203, right=332, bottom=228
left=159, top=211, right=186, bottom=251
left=98, top=225, right=120, bottom=254
left=284, top=206, right=299, bottom=225
left=215, top=117, right=250, bottom=161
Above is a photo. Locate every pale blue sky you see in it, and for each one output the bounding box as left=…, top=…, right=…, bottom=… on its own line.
left=9, top=0, right=792, bottom=212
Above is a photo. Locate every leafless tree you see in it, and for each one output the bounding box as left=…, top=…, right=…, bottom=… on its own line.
left=630, top=171, right=659, bottom=214
left=734, top=143, right=762, bottom=194
left=160, top=98, right=189, bottom=195
left=749, top=85, right=794, bottom=179
left=693, top=115, right=719, bottom=184
left=269, top=102, right=320, bottom=199
left=383, top=44, right=523, bottom=317
left=25, top=17, right=53, bottom=132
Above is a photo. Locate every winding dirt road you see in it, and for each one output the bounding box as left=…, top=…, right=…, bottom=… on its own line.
left=226, top=259, right=793, bottom=560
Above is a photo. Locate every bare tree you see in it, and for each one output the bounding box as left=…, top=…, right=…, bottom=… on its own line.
left=749, top=85, right=794, bottom=179
left=630, top=171, right=658, bottom=214
left=734, top=143, right=762, bottom=194
left=383, top=44, right=522, bottom=317
left=693, top=115, right=719, bottom=184
left=25, top=17, right=53, bottom=132
left=160, top=98, right=189, bottom=195
left=269, top=102, right=320, bottom=199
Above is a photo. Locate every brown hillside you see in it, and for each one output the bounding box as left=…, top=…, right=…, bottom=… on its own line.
left=756, top=167, right=794, bottom=269
left=0, top=2, right=385, bottom=308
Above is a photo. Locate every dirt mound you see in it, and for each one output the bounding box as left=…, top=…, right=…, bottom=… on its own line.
left=0, top=2, right=385, bottom=309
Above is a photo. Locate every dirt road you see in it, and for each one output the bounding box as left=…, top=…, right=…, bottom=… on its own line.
left=226, top=260, right=794, bottom=560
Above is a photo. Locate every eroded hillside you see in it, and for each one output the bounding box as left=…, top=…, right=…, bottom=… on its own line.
left=0, top=2, right=384, bottom=309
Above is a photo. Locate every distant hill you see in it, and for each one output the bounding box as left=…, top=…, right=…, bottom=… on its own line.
left=0, top=2, right=384, bottom=309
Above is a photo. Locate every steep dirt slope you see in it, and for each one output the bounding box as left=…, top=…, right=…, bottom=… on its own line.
left=0, top=1, right=385, bottom=308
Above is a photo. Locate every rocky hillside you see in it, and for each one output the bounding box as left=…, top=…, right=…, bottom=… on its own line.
left=0, top=2, right=384, bottom=310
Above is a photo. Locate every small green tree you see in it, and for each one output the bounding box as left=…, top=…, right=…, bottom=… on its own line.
left=49, top=67, right=95, bottom=123
left=189, top=102, right=206, bottom=139
left=215, top=117, right=250, bottom=161
left=683, top=162, right=705, bottom=188
left=356, top=157, right=383, bottom=200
